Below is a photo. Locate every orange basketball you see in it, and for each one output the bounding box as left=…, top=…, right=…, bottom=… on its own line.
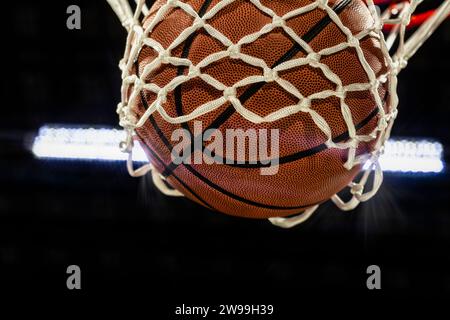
left=131, top=0, right=391, bottom=218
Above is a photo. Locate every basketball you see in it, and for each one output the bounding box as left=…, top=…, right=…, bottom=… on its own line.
left=130, top=0, right=391, bottom=218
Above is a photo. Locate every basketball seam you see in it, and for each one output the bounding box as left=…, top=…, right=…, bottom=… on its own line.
left=144, top=112, right=319, bottom=211
left=174, top=0, right=214, bottom=141
left=136, top=129, right=215, bottom=211
left=222, top=103, right=382, bottom=168
left=141, top=94, right=316, bottom=210
left=163, top=0, right=357, bottom=176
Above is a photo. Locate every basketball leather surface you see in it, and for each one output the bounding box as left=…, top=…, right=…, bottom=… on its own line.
left=131, top=0, right=391, bottom=218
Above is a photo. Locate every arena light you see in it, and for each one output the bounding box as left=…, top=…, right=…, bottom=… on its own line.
left=32, top=126, right=147, bottom=162
left=376, top=139, right=444, bottom=173
left=32, top=126, right=444, bottom=173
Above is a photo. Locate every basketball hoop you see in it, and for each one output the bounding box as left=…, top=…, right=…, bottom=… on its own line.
left=106, top=0, right=450, bottom=228
left=377, top=0, right=450, bottom=71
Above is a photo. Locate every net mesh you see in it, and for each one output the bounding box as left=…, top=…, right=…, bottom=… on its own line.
left=106, top=0, right=450, bottom=227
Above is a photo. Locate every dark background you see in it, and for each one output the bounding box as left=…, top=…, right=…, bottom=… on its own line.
left=1, top=0, right=449, bottom=310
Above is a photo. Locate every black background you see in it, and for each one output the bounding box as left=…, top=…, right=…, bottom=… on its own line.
left=1, top=0, right=450, bottom=311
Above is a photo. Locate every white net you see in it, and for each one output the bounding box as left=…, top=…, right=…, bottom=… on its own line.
left=106, top=0, right=450, bottom=227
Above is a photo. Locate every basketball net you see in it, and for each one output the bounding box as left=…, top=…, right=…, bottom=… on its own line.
left=107, top=0, right=450, bottom=228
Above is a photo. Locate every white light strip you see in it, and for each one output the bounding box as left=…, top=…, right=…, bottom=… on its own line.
left=32, top=126, right=148, bottom=162
left=32, top=126, right=445, bottom=173
left=377, top=139, right=444, bottom=173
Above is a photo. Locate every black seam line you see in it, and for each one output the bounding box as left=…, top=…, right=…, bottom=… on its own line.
left=175, top=0, right=214, bottom=140
left=139, top=71, right=319, bottom=210
left=197, top=88, right=383, bottom=168
left=182, top=163, right=317, bottom=210
left=140, top=92, right=319, bottom=210
left=140, top=0, right=215, bottom=153
left=162, top=0, right=354, bottom=177
left=141, top=89, right=316, bottom=211
left=223, top=103, right=380, bottom=168
left=135, top=130, right=215, bottom=211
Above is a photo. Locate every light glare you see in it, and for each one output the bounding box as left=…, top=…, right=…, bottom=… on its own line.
left=32, top=126, right=444, bottom=173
